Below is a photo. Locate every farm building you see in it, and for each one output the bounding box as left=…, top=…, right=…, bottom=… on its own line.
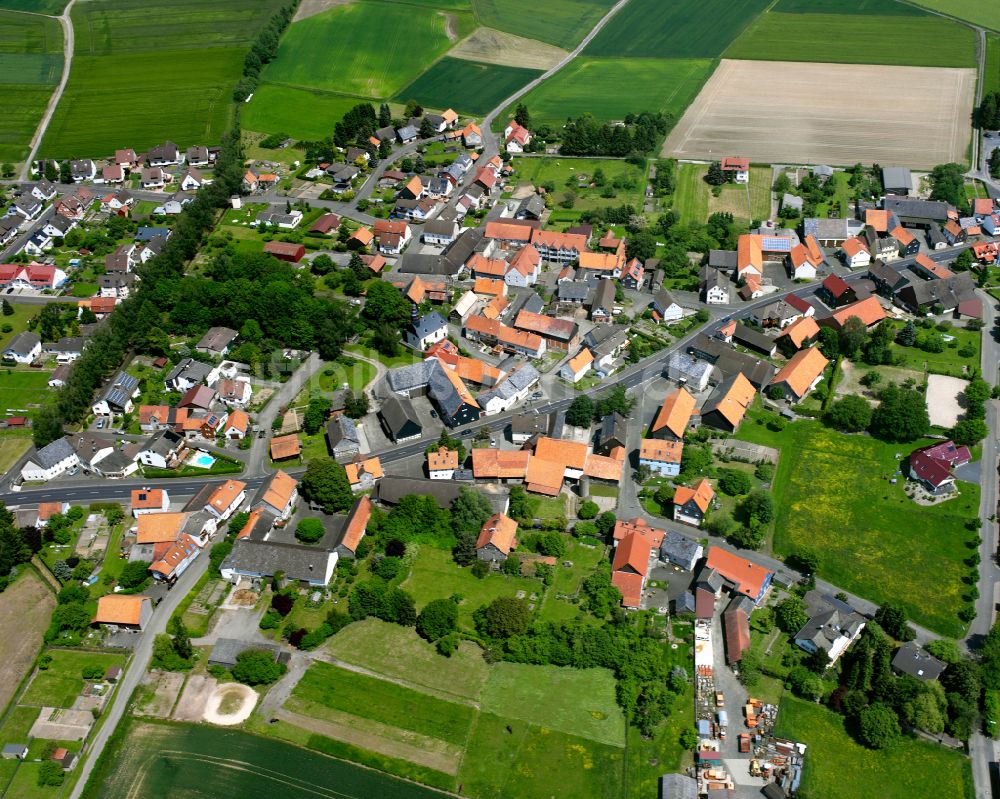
left=263, top=241, right=305, bottom=262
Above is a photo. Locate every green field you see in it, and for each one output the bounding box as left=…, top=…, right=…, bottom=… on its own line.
left=0, top=10, right=62, bottom=162
left=325, top=619, right=490, bottom=701
left=0, top=370, right=52, bottom=416
left=510, top=57, right=712, bottom=126
left=986, top=34, right=1000, bottom=95
left=772, top=0, right=926, bottom=12
left=0, top=0, right=68, bottom=11
left=460, top=712, right=624, bottom=799
left=725, top=9, right=976, bottom=67
left=264, top=1, right=469, bottom=100
left=243, top=84, right=372, bottom=140
left=480, top=663, right=625, bottom=746
left=907, top=0, right=1000, bottom=31
left=585, top=0, right=769, bottom=58
left=672, top=163, right=772, bottom=225
left=84, top=721, right=452, bottom=799
left=41, top=0, right=285, bottom=157
left=400, top=546, right=542, bottom=628
left=471, top=0, right=615, bottom=49
left=737, top=411, right=979, bottom=637
left=21, top=650, right=125, bottom=708
left=395, top=57, right=541, bottom=115
left=0, top=431, right=31, bottom=472
left=774, top=696, right=972, bottom=799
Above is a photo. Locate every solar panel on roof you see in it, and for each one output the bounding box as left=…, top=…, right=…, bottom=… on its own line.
left=762, top=237, right=792, bottom=252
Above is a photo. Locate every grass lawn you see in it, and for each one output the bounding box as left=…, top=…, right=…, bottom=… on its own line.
left=774, top=695, right=972, bottom=799
left=0, top=10, right=62, bottom=162
left=345, top=343, right=419, bottom=369
left=725, top=8, right=976, bottom=68
left=41, top=0, right=286, bottom=156
left=585, top=0, right=769, bottom=58
left=317, top=357, right=377, bottom=394
left=887, top=320, right=980, bottom=376
left=0, top=430, right=30, bottom=472
left=0, top=297, right=38, bottom=350
left=471, top=0, right=615, bottom=49
left=737, top=409, right=979, bottom=637
left=526, top=493, right=567, bottom=520
left=537, top=537, right=604, bottom=622
left=507, top=57, right=713, bottom=127
left=988, top=35, right=1000, bottom=95
left=264, top=1, right=470, bottom=100
left=325, top=618, right=490, bottom=701
left=459, top=711, right=625, bottom=799
left=395, top=57, right=541, bottom=116
left=509, top=156, right=645, bottom=220
left=0, top=370, right=51, bottom=415
left=401, top=546, right=542, bottom=628
left=290, top=661, right=476, bottom=747
left=480, top=662, right=625, bottom=746
left=673, top=163, right=771, bottom=225
left=21, top=650, right=125, bottom=708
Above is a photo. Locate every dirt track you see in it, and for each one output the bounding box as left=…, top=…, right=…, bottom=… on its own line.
left=662, top=59, right=976, bottom=169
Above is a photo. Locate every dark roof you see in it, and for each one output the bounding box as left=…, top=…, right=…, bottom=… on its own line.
left=708, top=250, right=738, bottom=269
left=897, top=271, right=976, bottom=310
left=891, top=641, right=945, bottom=682
left=97, top=370, right=139, bottom=409
left=659, top=773, right=698, bottom=799
left=883, top=196, right=950, bottom=222
left=408, top=311, right=447, bottom=341
left=689, top=333, right=775, bottom=389
left=4, top=331, right=40, bottom=356
left=659, top=531, right=701, bottom=567
left=375, top=477, right=504, bottom=514
left=794, top=607, right=864, bottom=650
left=397, top=253, right=452, bottom=275
left=30, top=437, right=75, bottom=469
left=208, top=637, right=286, bottom=668
left=599, top=412, right=626, bottom=448
left=378, top=394, right=422, bottom=436
left=221, top=539, right=335, bottom=584
left=196, top=326, right=237, bottom=352
left=510, top=412, right=550, bottom=436
left=731, top=323, right=775, bottom=355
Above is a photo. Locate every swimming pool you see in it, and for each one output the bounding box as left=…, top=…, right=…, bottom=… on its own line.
left=189, top=452, right=216, bottom=469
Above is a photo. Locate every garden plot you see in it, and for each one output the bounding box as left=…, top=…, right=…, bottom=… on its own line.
left=662, top=59, right=975, bottom=169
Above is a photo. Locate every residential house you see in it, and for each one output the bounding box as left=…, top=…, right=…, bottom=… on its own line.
left=21, top=437, right=79, bottom=482
left=839, top=237, right=871, bottom=269
left=140, top=167, right=167, bottom=189
left=651, top=290, right=683, bottom=323
left=639, top=438, right=683, bottom=477
left=428, top=447, right=459, bottom=480
left=688, top=333, right=776, bottom=389
left=224, top=409, right=250, bottom=440
left=620, top=258, right=644, bottom=290
left=423, top=218, right=460, bottom=246
left=788, top=235, right=825, bottom=279
left=221, top=539, right=337, bottom=587
left=505, top=244, right=540, bottom=287
left=255, top=209, right=302, bottom=229
left=775, top=316, right=820, bottom=353
left=217, top=378, right=252, bottom=408
left=820, top=295, right=887, bottom=330
left=186, top=146, right=210, bottom=166
left=31, top=179, right=57, bottom=202
left=137, top=429, right=187, bottom=469
left=373, top=218, right=412, bottom=255
left=891, top=641, right=945, bottom=682
left=768, top=346, right=829, bottom=402
left=514, top=310, right=578, bottom=351
left=673, top=479, right=714, bottom=526
left=476, top=513, right=518, bottom=562
left=721, top=156, right=749, bottom=183
left=650, top=386, right=696, bottom=441
left=92, top=371, right=140, bottom=416
left=476, top=363, right=539, bottom=415
left=659, top=530, right=703, bottom=572
left=196, top=326, right=237, bottom=357
left=794, top=599, right=866, bottom=666
left=326, top=415, right=361, bottom=461
left=177, top=384, right=216, bottom=412
left=178, top=168, right=207, bottom=191
left=114, top=149, right=138, bottom=169
left=897, top=271, right=978, bottom=315
left=165, top=358, right=214, bottom=392
left=3, top=332, right=40, bottom=364
left=705, top=546, right=774, bottom=604
left=700, top=372, right=755, bottom=432
left=611, top=531, right=656, bottom=609
left=204, top=479, right=247, bottom=521
left=131, top=488, right=170, bottom=516
left=882, top=166, right=912, bottom=195
left=818, top=274, right=856, bottom=308
left=345, top=457, right=383, bottom=492
left=908, top=440, right=970, bottom=495
left=147, top=141, right=182, bottom=166
left=665, top=351, right=713, bottom=392
left=891, top=225, right=920, bottom=257
left=560, top=348, right=593, bottom=383
left=70, top=159, right=97, bottom=182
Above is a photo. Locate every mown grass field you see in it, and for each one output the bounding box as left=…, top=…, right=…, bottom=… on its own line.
left=41, top=0, right=285, bottom=157
left=243, top=84, right=373, bottom=140
left=325, top=619, right=490, bottom=701
left=0, top=10, right=62, bottom=162
left=395, top=57, right=540, bottom=115
left=737, top=410, right=979, bottom=637
left=0, top=370, right=52, bottom=415
left=83, top=721, right=452, bottom=799
left=480, top=663, right=625, bottom=746
left=509, top=57, right=712, bottom=126
left=265, top=1, right=470, bottom=100
left=672, top=163, right=771, bottom=225
left=0, top=432, right=31, bottom=473
left=471, top=0, right=615, bottom=49
left=725, top=9, right=976, bottom=67
left=21, top=650, right=125, bottom=708
left=585, top=0, right=769, bottom=58
left=774, top=696, right=972, bottom=799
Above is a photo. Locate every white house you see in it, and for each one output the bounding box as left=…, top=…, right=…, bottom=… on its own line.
left=252, top=470, right=298, bottom=520
left=651, top=290, right=684, bottom=323
left=476, top=364, right=539, bottom=415
left=179, top=168, right=209, bottom=191
left=702, top=267, right=730, bottom=305
left=503, top=120, right=532, bottom=153
left=839, top=237, right=871, bottom=269
left=92, top=371, right=140, bottom=416
left=131, top=488, right=170, bottom=516
left=404, top=311, right=448, bottom=351
left=203, top=479, right=247, bottom=521
left=427, top=446, right=458, bottom=480
left=3, top=332, right=41, bottom=364
left=505, top=244, right=540, bottom=287
left=137, top=429, right=187, bottom=469
left=560, top=349, right=593, bottom=384
left=21, top=438, right=79, bottom=482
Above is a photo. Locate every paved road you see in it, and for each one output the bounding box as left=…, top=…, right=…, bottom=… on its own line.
left=67, top=552, right=210, bottom=799
left=20, top=0, right=76, bottom=181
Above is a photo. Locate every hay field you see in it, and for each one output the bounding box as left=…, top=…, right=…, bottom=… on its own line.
left=662, top=59, right=975, bottom=169
left=0, top=571, right=54, bottom=715
left=449, top=27, right=567, bottom=70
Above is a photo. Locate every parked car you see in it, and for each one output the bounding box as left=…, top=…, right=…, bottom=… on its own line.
left=96, top=418, right=105, bottom=430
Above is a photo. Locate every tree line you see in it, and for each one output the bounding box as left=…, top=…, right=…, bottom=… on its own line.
left=558, top=112, right=669, bottom=157
left=233, top=3, right=298, bottom=102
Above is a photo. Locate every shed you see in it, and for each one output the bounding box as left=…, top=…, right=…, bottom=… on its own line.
left=263, top=241, right=306, bottom=263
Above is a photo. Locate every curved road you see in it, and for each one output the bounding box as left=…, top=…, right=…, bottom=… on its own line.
left=20, top=0, right=76, bottom=181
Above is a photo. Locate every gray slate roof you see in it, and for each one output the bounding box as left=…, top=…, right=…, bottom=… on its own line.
left=387, top=360, right=436, bottom=393
left=221, top=539, right=335, bottom=585
left=4, top=331, right=39, bottom=357
left=31, top=436, right=75, bottom=469
left=891, top=641, right=945, bottom=682
left=659, top=530, right=701, bottom=567
left=408, top=311, right=447, bottom=342
left=378, top=394, right=421, bottom=436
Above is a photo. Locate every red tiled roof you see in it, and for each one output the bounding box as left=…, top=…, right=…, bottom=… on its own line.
left=705, top=547, right=773, bottom=601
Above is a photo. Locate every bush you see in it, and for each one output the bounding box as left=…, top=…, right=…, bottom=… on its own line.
left=295, top=518, right=325, bottom=543
left=858, top=702, right=901, bottom=749
left=577, top=500, right=599, bottom=519
left=416, top=598, right=458, bottom=642
left=372, top=556, right=402, bottom=580
left=718, top=468, right=752, bottom=496
left=232, top=649, right=286, bottom=685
